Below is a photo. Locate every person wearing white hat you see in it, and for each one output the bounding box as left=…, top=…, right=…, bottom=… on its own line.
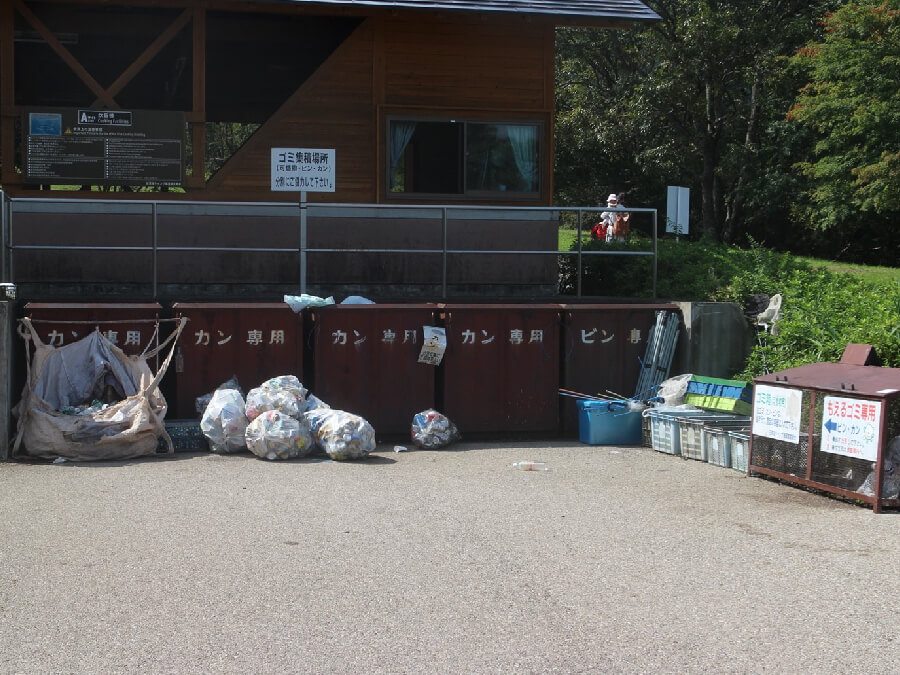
left=598, top=193, right=628, bottom=242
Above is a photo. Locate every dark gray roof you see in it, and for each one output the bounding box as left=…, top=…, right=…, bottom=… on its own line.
left=260, top=0, right=661, bottom=22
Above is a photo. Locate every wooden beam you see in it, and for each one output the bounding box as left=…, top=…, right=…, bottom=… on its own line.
left=14, top=0, right=118, bottom=108
left=91, top=8, right=193, bottom=107
left=544, top=25, right=554, bottom=203
left=190, top=4, right=206, bottom=187
left=373, top=16, right=385, bottom=203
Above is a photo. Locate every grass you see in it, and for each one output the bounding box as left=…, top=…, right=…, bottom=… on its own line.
left=794, top=256, right=900, bottom=285
left=558, top=229, right=899, bottom=286
left=558, top=228, right=580, bottom=251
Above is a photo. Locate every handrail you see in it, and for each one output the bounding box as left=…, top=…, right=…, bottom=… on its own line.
left=0, top=194, right=658, bottom=299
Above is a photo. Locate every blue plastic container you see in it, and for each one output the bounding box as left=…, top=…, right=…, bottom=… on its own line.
left=577, top=399, right=643, bottom=445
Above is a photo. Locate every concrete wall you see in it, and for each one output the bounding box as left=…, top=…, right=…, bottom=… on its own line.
left=673, top=301, right=755, bottom=379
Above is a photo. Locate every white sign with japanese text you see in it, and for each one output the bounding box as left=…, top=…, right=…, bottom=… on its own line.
left=271, top=148, right=335, bottom=192
left=820, top=396, right=882, bottom=461
left=752, top=384, right=802, bottom=443
left=418, top=326, right=446, bottom=366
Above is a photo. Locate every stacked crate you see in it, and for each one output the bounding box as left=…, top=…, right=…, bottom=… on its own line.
left=684, top=376, right=752, bottom=416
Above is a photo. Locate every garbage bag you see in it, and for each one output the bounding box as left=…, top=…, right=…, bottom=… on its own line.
left=411, top=409, right=460, bottom=449
left=305, top=408, right=375, bottom=460
left=200, top=388, right=249, bottom=454
left=245, top=410, right=314, bottom=461
left=244, top=375, right=307, bottom=421
left=654, top=374, right=693, bottom=406
left=857, top=436, right=900, bottom=499
left=195, top=375, right=243, bottom=417
left=12, top=317, right=185, bottom=462
left=301, top=393, right=330, bottom=414
left=284, top=294, right=335, bottom=312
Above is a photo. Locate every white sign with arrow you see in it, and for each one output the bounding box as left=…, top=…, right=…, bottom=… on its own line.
left=820, top=396, right=882, bottom=461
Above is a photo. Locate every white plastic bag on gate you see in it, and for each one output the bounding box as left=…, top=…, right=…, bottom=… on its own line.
left=12, top=317, right=186, bottom=462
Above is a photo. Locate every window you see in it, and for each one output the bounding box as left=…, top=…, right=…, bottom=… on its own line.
left=388, top=118, right=541, bottom=198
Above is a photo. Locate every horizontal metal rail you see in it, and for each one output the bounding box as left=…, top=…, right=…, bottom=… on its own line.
left=0, top=191, right=658, bottom=299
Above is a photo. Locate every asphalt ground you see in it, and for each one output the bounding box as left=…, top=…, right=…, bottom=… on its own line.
left=1, top=441, right=898, bottom=674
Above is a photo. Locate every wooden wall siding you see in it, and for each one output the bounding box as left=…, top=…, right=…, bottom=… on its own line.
left=205, top=19, right=377, bottom=202
left=383, top=16, right=551, bottom=110
left=206, top=13, right=554, bottom=203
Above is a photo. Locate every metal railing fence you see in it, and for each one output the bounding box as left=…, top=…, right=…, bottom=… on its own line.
left=0, top=191, right=657, bottom=299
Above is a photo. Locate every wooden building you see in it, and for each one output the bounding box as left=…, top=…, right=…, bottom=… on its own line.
left=0, top=0, right=659, bottom=299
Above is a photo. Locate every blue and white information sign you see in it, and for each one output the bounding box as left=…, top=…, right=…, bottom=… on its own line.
left=820, top=396, right=882, bottom=461
left=752, top=385, right=802, bottom=443
left=271, top=148, right=335, bottom=192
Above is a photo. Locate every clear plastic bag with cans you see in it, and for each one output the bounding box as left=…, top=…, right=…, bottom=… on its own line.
left=195, top=375, right=243, bottom=417
left=200, top=388, right=249, bottom=454
left=301, top=393, right=331, bottom=414
left=305, top=408, right=375, bottom=460
left=245, top=410, right=315, bottom=461
left=244, top=375, right=308, bottom=421
left=411, top=409, right=461, bottom=449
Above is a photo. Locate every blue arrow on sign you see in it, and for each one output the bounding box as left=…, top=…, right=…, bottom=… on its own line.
left=824, top=419, right=838, bottom=433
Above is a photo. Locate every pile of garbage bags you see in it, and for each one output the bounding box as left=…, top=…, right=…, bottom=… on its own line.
left=199, top=374, right=462, bottom=460
left=199, top=374, right=377, bottom=461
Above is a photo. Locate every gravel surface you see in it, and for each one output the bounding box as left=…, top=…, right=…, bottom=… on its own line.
left=1, top=441, right=898, bottom=674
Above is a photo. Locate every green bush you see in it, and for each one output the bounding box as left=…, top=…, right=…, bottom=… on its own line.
left=734, top=272, right=900, bottom=378
left=565, top=236, right=900, bottom=376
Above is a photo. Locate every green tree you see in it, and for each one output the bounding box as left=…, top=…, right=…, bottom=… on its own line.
left=789, top=2, right=900, bottom=238
left=555, top=0, right=837, bottom=243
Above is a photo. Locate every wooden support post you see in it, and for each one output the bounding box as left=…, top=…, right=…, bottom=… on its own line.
left=0, top=0, right=19, bottom=185
left=187, top=4, right=206, bottom=189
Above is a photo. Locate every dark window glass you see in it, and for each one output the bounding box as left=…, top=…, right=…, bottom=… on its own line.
left=389, top=118, right=539, bottom=198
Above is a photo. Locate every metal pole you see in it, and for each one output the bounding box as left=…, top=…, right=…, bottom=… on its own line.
left=6, top=196, right=12, bottom=284
left=0, top=190, right=7, bottom=282
left=152, top=201, right=158, bottom=300
left=441, top=207, right=448, bottom=299
left=576, top=208, right=583, bottom=298
left=652, top=209, right=658, bottom=301
left=299, top=191, right=307, bottom=294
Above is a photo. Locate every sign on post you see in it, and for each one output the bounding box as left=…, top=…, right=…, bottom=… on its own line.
left=271, top=147, right=335, bottom=295
left=666, top=185, right=690, bottom=235
left=270, top=148, right=335, bottom=192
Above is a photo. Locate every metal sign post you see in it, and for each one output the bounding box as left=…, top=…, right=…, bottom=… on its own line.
left=299, top=191, right=307, bottom=294
left=666, top=185, right=690, bottom=240
left=270, top=148, right=335, bottom=294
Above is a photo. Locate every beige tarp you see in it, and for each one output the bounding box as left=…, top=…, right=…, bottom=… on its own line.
left=12, top=317, right=186, bottom=462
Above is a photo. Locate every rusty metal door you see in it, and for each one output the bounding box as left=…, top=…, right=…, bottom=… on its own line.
left=441, top=304, right=561, bottom=433
left=561, top=304, right=679, bottom=434
left=172, top=303, right=304, bottom=418
left=311, top=304, right=437, bottom=435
